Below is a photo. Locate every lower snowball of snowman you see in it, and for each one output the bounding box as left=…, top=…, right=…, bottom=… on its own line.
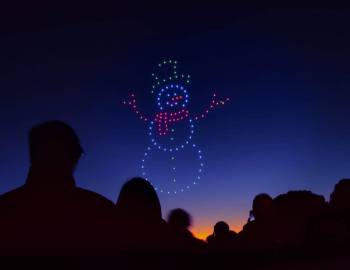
left=140, top=143, right=204, bottom=195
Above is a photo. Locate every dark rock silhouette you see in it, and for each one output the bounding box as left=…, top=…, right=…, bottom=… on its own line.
left=0, top=121, right=115, bottom=254
left=307, top=179, right=350, bottom=249
left=273, top=190, right=326, bottom=247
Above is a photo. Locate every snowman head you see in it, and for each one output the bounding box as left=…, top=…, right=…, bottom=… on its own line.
left=151, top=60, right=190, bottom=111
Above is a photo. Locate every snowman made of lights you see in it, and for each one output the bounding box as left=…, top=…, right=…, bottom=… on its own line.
left=124, top=60, right=229, bottom=194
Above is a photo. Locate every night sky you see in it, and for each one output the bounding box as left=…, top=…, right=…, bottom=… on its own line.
left=1, top=3, right=350, bottom=238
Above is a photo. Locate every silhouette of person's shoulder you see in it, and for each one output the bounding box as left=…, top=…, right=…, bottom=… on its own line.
left=74, top=187, right=114, bottom=207
left=0, top=185, right=28, bottom=207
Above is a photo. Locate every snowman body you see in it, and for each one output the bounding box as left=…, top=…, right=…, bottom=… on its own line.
left=141, top=83, right=203, bottom=194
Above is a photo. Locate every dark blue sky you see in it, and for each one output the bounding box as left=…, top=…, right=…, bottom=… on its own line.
left=0, top=3, right=349, bottom=237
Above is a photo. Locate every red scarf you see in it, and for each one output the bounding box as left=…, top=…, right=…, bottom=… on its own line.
left=154, top=109, right=189, bottom=136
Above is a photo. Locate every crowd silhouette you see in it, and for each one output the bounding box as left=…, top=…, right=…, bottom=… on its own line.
left=0, top=120, right=349, bottom=268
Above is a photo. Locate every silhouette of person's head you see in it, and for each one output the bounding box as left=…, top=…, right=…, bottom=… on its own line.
left=330, top=179, right=350, bottom=210
left=252, top=193, right=273, bottom=222
left=214, top=221, right=229, bottom=236
left=167, top=208, right=192, bottom=230
left=116, top=177, right=162, bottom=221
left=29, top=120, right=83, bottom=173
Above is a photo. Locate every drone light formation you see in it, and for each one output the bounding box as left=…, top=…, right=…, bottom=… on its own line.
left=123, top=59, right=229, bottom=194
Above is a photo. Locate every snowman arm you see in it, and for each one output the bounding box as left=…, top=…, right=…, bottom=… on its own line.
left=122, top=93, right=149, bottom=122
left=193, top=93, right=230, bottom=121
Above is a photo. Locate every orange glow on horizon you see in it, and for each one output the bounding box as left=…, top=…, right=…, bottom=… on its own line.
left=192, top=221, right=244, bottom=240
